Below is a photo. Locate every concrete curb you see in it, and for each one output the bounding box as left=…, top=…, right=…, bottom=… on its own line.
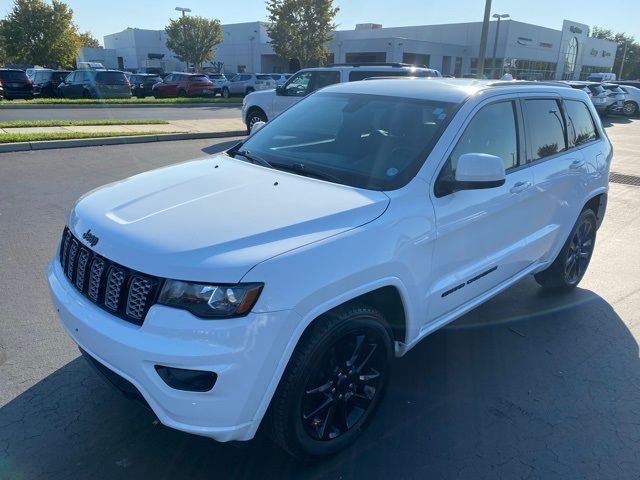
left=0, top=102, right=243, bottom=109
left=0, top=130, right=246, bottom=153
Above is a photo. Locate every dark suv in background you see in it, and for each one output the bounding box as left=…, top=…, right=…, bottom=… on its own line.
left=32, top=69, right=72, bottom=98
left=152, top=73, right=215, bottom=98
left=57, top=70, right=131, bottom=99
left=129, top=74, right=162, bottom=98
left=0, top=69, right=33, bottom=100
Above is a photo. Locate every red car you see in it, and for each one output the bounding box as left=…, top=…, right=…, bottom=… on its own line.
left=152, top=73, right=216, bottom=98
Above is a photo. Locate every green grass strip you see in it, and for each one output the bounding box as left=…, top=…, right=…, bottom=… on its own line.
left=0, top=119, right=169, bottom=128
left=0, top=97, right=240, bottom=105
left=0, top=131, right=175, bottom=144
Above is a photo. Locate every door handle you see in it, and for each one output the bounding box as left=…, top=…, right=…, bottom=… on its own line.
left=510, top=181, right=532, bottom=194
left=569, top=159, right=585, bottom=169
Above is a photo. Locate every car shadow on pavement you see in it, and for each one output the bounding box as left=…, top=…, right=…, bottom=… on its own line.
left=1, top=277, right=638, bottom=480
left=601, top=115, right=633, bottom=128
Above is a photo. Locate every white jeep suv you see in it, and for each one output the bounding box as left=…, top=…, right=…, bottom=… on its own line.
left=48, top=78, right=611, bottom=459
left=242, top=63, right=442, bottom=132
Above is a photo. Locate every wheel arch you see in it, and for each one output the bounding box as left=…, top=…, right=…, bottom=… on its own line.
left=583, top=191, right=607, bottom=229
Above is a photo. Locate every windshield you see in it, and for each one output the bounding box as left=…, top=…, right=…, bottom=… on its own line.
left=0, top=70, right=28, bottom=81
left=95, top=71, right=128, bottom=83
left=237, top=92, right=455, bottom=190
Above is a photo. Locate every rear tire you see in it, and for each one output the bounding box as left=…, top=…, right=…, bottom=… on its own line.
left=267, top=305, right=393, bottom=460
left=222, top=87, right=230, bottom=98
left=534, top=208, right=597, bottom=292
left=178, top=89, right=187, bottom=98
left=82, top=89, right=92, bottom=99
left=246, top=87, right=255, bottom=95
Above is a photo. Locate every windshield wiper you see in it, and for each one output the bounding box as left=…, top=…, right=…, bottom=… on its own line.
left=232, top=149, right=274, bottom=169
left=271, top=162, right=343, bottom=184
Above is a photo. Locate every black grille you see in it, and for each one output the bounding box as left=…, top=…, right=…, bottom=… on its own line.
left=58, top=227, right=163, bottom=325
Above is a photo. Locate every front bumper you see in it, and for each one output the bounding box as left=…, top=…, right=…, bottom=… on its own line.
left=47, top=258, right=300, bottom=442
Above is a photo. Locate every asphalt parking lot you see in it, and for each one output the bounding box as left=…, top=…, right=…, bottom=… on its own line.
left=1, top=117, right=640, bottom=480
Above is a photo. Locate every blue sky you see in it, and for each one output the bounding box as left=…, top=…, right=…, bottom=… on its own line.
left=0, top=0, right=638, bottom=43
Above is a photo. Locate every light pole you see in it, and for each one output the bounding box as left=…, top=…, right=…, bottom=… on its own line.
left=476, top=0, right=492, bottom=79
left=175, top=6, right=191, bottom=17
left=618, top=41, right=630, bottom=79
left=490, top=13, right=509, bottom=79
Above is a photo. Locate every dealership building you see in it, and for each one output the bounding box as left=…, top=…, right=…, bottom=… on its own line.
left=78, top=18, right=617, bottom=80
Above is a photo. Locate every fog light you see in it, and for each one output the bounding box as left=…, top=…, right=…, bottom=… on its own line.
left=155, top=365, right=217, bottom=392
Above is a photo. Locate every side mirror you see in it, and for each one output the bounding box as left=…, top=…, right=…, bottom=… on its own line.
left=276, top=85, right=285, bottom=96
left=454, top=153, right=506, bottom=190
left=250, top=121, right=266, bottom=135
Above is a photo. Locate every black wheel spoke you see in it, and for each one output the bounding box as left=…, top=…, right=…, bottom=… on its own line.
left=350, top=391, right=374, bottom=410
left=346, top=334, right=365, bottom=368
left=303, top=396, right=334, bottom=420
left=305, top=380, right=333, bottom=395
left=358, top=367, right=380, bottom=383
left=356, top=343, right=378, bottom=373
left=318, top=403, right=336, bottom=440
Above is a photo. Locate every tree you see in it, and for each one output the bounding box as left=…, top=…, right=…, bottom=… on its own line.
left=165, top=15, right=222, bottom=71
left=590, top=26, right=639, bottom=80
left=77, top=31, right=100, bottom=48
left=0, top=0, right=80, bottom=68
left=266, top=0, right=339, bottom=68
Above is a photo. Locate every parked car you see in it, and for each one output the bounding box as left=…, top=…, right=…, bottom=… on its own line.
left=0, top=68, right=34, bottom=100
left=57, top=70, right=131, bottom=99
left=566, top=81, right=619, bottom=116
left=32, top=69, right=71, bottom=98
left=615, top=80, right=640, bottom=89
left=587, top=72, right=616, bottom=82
left=48, top=78, right=611, bottom=459
left=152, top=73, right=216, bottom=98
left=25, top=66, right=47, bottom=80
left=77, top=62, right=106, bottom=71
left=601, top=83, right=626, bottom=114
left=129, top=73, right=163, bottom=98
left=241, top=63, right=442, bottom=132
left=221, top=73, right=276, bottom=98
left=269, top=73, right=292, bottom=86
left=205, top=73, right=227, bottom=95
left=619, top=85, right=640, bottom=116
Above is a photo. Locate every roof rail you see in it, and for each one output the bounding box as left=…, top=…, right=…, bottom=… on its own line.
left=326, top=62, right=430, bottom=69
left=486, top=80, right=572, bottom=88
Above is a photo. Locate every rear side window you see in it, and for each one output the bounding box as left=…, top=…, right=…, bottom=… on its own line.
left=309, top=71, right=340, bottom=91
left=564, top=100, right=598, bottom=146
left=449, top=101, right=520, bottom=172
left=189, top=75, right=209, bottom=81
left=96, top=72, right=127, bottom=83
left=524, top=99, right=567, bottom=161
left=257, top=75, right=273, bottom=80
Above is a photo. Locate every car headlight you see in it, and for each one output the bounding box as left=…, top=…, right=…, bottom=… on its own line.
left=158, top=280, right=263, bottom=318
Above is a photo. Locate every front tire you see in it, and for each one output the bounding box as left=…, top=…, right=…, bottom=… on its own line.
left=623, top=101, right=638, bottom=117
left=534, top=208, right=597, bottom=292
left=222, top=87, right=230, bottom=98
left=267, top=305, right=393, bottom=460
left=246, top=108, right=268, bottom=134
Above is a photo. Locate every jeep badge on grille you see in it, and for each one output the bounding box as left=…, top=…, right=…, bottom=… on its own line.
left=82, top=229, right=99, bottom=247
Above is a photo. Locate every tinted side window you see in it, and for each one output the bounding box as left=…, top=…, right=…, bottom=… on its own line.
left=524, top=99, right=567, bottom=161
left=449, top=101, right=519, bottom=172
left=309, top=71, right=340, bottom=92
left=564, top=100, right=598, bottom=146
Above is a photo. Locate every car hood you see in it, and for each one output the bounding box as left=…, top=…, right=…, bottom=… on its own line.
left=68, top=155, right=389, bottom=283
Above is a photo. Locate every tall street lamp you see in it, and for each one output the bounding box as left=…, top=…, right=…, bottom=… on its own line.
left=491, top=13, right=510, bottom=79
left=175, top=6, right=191, bottom=17
left=476, top=0, right=492, bottom=79
left=618, top=41, right=633, bottom=79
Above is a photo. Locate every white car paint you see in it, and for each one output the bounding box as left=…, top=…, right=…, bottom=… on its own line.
left=48, top=78, right=611, bottom=443
left=241, top=65, right=442, bottom=128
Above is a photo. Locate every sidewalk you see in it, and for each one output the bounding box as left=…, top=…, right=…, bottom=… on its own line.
left=0, top=118, right=246, bottom=135
left=0, top=118, right=247, bottom=153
